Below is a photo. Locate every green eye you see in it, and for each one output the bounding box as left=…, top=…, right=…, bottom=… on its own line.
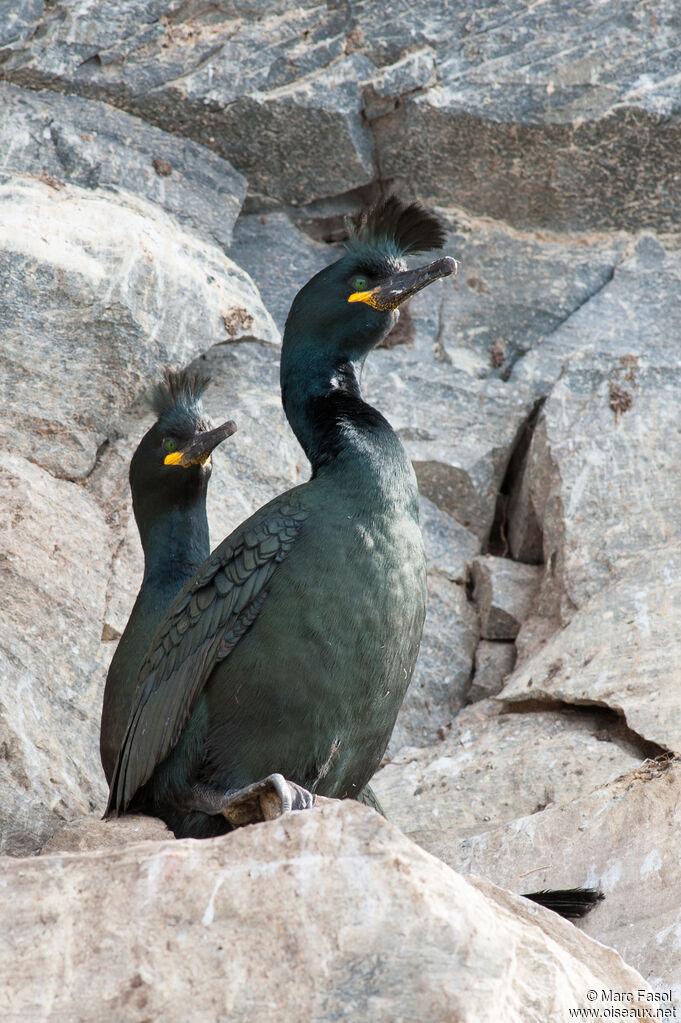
left=351, top=276, right=368, bottom=292
left=163, top=438, right=177, bottom=453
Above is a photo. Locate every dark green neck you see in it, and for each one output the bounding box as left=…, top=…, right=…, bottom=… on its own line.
left=135, top=499, right=210, bottom=592
left=281, top=345, right=400, bottom=476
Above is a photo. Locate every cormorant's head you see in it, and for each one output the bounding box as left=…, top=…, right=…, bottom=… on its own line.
left=129, top=368, right=236, bottom=514
left=283, top=196, right=457, bottom=364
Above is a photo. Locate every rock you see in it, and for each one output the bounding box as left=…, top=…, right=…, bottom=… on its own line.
left=506, top=439, right=545, bottom=565
left=374, top=700, right=640, bottom=856
left=419, top=495, right=479, bottom=583
left=6, top=4, right=681, bottom=230
left=0, top=455, right=111, bottom=855
left=510, top=239, right=681, bottom=633
left=0, top=83, right=247, bottom=251
left=500, top=550, right=681, bottom=754
left=0, top=0, right=42, bottom=50
left=370, top=2, right=681, bottom=231
left=389, top=573, right=479, bottom=754
left=41, top=815, right=171, bottom=854
left=1, top=4, right=377, bottom=205
left=471, top=555, right=542, bottom=640
left=0, top=801, right=650, bottom=1022
left=468, top=640, right=516, bottom=702
left=229, top=211, right=330, bottom=332
left=447, top=758, right=681, bottom=995
left=0, top=176, right=277, bottom=481
left=433, top=212, right=626, bottom=382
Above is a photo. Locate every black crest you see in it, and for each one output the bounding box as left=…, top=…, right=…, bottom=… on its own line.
left=151, top=367, right=211, bottom=418
left=347, top=196, right=446, bottom=257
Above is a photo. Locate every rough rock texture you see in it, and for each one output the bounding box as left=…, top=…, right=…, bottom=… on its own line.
left=0, top=176, right=277, bottom=481
left=0, top=454, right=110, bottom=855
left=0, top=83, right=246, bottom=250
left=0, top=802, right=651, bottom=1023
left=448, top=758, right=681, bottom=997
left=501, top=550, right=681, bottom=754
left=374, top=700, right=641, bottom=853
left=471, top=555, right=542, bottom=640
left=230, top=211, right=330, bottom=331
left=468, top=640, right=516, bottom=702
left=42, top=814, right=171, bottom=854
left=4, top=2, right=681, bottom=229
left=512, top=239, right=681, bottom=639
left=2, top=0, right=680, bottom=1008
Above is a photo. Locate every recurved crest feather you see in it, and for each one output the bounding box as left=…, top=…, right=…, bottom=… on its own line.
left=152, top=367, right=211, bottom=415
left=346, top=195, right=446, bottom=258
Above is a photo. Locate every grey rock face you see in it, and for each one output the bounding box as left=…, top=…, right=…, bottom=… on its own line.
left=0, top=455, right=110, bottom=856
left=1, top=3, right=376, bottom=204
left=229, top=212, right=331, bottom=332
left=0, top=176, right=277, bottom=481
left=370, top=1, right=681, bottom=230
left=468, top=640, right=516, bottom=703
left=448, top=758, right=681, bottom=995
left=471, top=555, right=542, bottom=640
left=374, top=700, right=640, bottom=852
left=0, top=83, right=246, bottom=251
left=5, top=2, right=681, bottom=228
left=0, top=802, right=651, bottom=1023
left=511, top=238, right=681, bottom=635
left=501, top=550, right=681, bottom=755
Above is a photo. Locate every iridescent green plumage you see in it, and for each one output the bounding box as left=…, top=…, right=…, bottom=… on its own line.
left=107, top=197, right=455, bottom=836
left=100, top=368, right=235, bottom=783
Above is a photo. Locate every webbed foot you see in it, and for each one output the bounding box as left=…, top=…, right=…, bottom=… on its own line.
left=221, top=773, right=316, bottom=826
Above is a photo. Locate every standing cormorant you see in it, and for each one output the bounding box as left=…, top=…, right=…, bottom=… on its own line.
left=99, top=369, right=236, bottom=783
left=106, top=197, right=456, bottom=836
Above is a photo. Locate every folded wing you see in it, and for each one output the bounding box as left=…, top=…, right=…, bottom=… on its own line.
left=106, top=499, right=308, bottom=815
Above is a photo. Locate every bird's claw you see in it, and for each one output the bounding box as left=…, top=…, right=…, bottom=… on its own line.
left=220, top=773, right=316, bottom=826
left=259, top=774, right=316, bottom=821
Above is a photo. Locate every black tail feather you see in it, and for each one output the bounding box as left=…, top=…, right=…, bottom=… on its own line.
left=522, top=887, right=605, bottom=920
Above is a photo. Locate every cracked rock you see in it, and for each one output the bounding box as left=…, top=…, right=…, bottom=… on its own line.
left=447, top=758, right=681, bottom=994
left=0, top=801, right=650, bottom=1022
left=374, top=699, right=640, bottom=855
left=510, top=239, right=681, bottom=637
left=468, top=640, right=516, bottom=703
left=0, top=176, right=276, bottom=481
left=0, top=83, right=247, bottom=251
left=371, top=1, right=681, bottom=231
left=501, top=549, right=681, bottom=755
left=0, top=455, right=110, bottom=855
left=471, top=555, right=542, bottom=640
left=1, top=4, right=377, bottom=205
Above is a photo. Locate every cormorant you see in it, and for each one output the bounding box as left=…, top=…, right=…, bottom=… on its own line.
left=106, top=197, right=456, bottom=836
left=99, top=368, right=236, bottom=783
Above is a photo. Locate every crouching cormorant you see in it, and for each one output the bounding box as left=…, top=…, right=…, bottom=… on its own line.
left=99, top=368, right=236, bottom=783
